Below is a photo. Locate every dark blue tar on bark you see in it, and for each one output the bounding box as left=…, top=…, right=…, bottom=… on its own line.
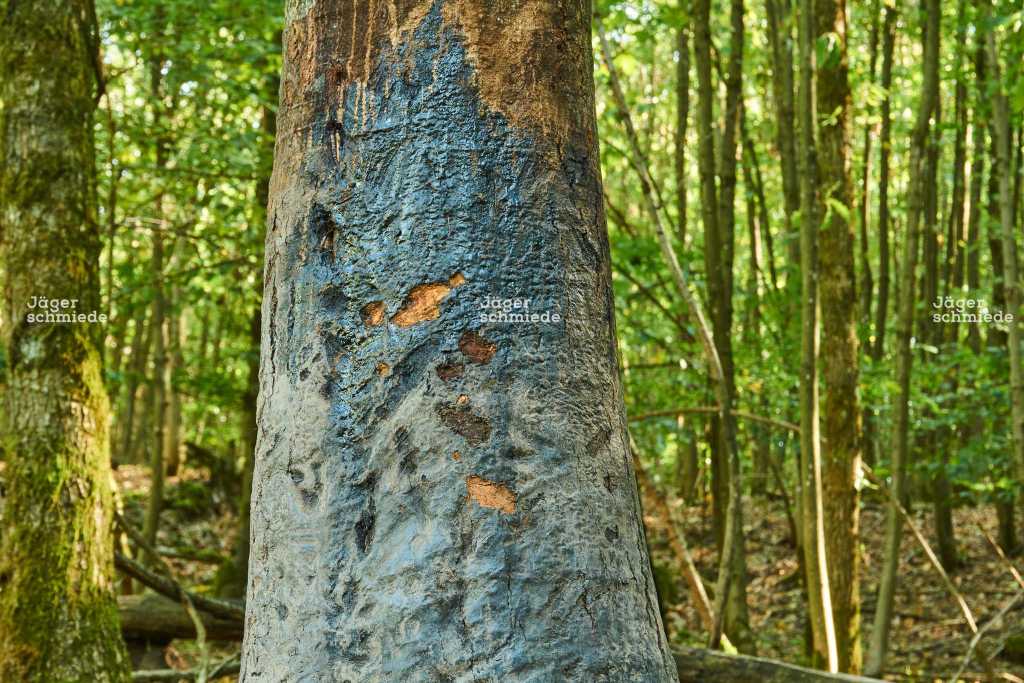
left=241, top=2, right=678, bottom=680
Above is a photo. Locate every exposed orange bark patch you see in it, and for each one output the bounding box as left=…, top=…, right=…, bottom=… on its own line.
left=361, top=301, right=386, bottom=326
left=440, top=0, right=583, bottom=141
left=376, top=362, right=391, bottom=376
left=466, top=475, right=515, bottom=514
left=392, top=273, right=464, bottom=327
left=458, top=330, right=496, bottom=364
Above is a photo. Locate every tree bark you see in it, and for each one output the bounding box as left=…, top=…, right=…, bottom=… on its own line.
left=163, top=301, right=185, bottom=477
left=797, top=0, right=838, bottom=670
left=142, top=14, right=170, bottom=554
left=0, top=1, right=131, bottom=679
left=675, top=15, right=690, bottom=247
left=765, top=0, right=801, bottom=267
left=987, top=15, right=1024, bottom=514
left=857, top=0, right=879, bottom=329
left=119, top=306, right=153, bottom=465
left=241, top=3, right=677, bottom=680
left=717, top=0, right=754, bottom=652
left=871, top=6, right=896, bottom=363
left=864, top=0, right=940, bottom=675
left=815, top=0, right=862, bottom=670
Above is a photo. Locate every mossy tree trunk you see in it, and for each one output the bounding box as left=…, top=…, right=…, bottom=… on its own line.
left=815, top=0, right=862, bottom=671
left=241, top=2, right=677, bottom=680
left=0, top=1, right=131, bottom=680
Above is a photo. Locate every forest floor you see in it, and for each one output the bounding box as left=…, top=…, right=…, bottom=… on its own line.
left=113, top=463, right=1024, bottom=682
left=648, top=487, right=1024, bottom=682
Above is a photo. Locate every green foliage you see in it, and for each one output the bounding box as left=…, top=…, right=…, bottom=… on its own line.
left=97, top=0, right=282, bottom=460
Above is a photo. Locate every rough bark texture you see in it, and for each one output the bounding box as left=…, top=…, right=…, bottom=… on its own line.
left=0, top=0, right=131, bottom=680
left=814, top=0, right=861, bottom=671
left=241, top=2, right=677, bottom=680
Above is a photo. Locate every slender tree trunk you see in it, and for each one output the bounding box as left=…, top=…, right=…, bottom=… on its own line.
left=0, top=1, right=131, bottom=678
left=857, top=0, right=879, bottom=330
left=740, top=112, right=773, bottom=500
left=718, top=0, right=753, bottom=652
left=931, top=0, right=973, bottom=574
left=680, top=424, right=700, bottom=503
left=864, top=0, right=940, bottom=675
left=118, top=306, right=152, bottom=464
left=765, top=0, right=801, bottom=267
left=694, top=0, right=725, bottom=549
left=872, top=7, right=896, bottom=363
left=815, top=0, right=861, bottom=670
left=143, top=241, right=168, bottom=552
left=142, top=14, right=169, bottom=553
left=987, top=22, right=1024, bottom=517
left=797, top=0, right=838, bottom=670
left=863, top=6, right=897, bottom=471
left=164, top=299, right=185, bottom=477
left=242, top=4, right=677, bottom=679
left=676, top=13, right=691, bottom=246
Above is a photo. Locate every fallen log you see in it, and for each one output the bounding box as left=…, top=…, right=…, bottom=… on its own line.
left=673, top=647, right=884, bottom=682
left=119, top=594, right=243, bottom=642
left=115, top=551, right=245, bottom=623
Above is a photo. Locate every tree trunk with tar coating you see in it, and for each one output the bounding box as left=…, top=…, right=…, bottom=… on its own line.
left=241, top=3, right=677, bottom=680
left=864, top=0, right=940, bottom=675
left=0, top=1, right=131, bottom=680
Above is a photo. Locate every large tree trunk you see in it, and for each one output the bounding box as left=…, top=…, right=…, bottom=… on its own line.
left=241, top=3, right=677, bottom=680
left=815, top=0, right=861, bottom=671
left=0, top=1, right=131, bottom=679
left=864, top=0, right=940, bottom=675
